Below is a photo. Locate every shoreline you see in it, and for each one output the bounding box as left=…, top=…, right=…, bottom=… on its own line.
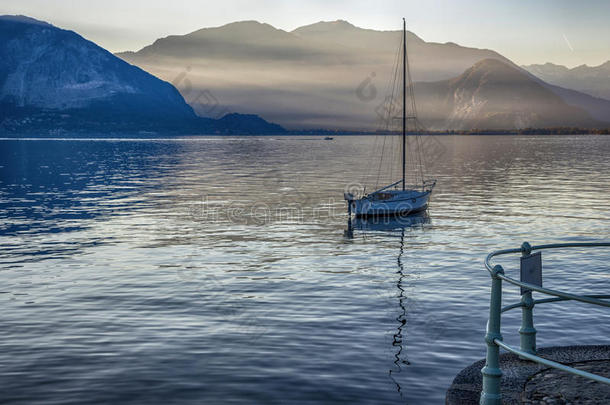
left=1, top=132, right=609, bottom=140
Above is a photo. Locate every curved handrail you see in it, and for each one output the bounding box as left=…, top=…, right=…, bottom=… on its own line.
left=485, top=242, right=610, bottom=271
left=533, top=294, right=610, bottom=305
left=498, top=275, right=610, bottom=307
left=486, top=242, right=610, bottom=308
left=480, top=242, right=610, bottom=405
left=502, top=294, right=610, bottom=313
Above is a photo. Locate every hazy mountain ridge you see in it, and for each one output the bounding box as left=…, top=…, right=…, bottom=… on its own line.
left=117, top=19, right=608, bottom=130
left=522, top=61, right=610, bottom=100
left=119, top=19, right=511, bottom=82
left=0, top=15, right=192, bottom=116
left=0, top=15, right=285, bottom=134
left=128, top=21, right=334, bottom=61
left=291, top=20, right=512, bottom=81
left=416, top=59, right=595, bottom=130
left=2, top=15, right=605, bottom=133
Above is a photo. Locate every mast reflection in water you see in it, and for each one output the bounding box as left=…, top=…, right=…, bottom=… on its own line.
left=344, top=212, right=430, bottom=400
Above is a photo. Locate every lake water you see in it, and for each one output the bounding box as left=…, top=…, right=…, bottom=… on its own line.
left=1, top=135, right=609, bottom=404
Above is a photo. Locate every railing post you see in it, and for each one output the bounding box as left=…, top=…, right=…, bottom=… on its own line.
left=480, top=264, right=504, bottom=405
left=519, top=242, right=537, bottom=356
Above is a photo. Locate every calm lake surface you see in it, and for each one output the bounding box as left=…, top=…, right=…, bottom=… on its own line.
left=1, top=135, right=609, bottom=404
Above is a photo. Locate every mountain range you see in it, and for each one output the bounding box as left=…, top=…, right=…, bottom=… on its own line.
left=2, top=16, right=609, bottom=133
left=117, top=20, right=610, bottom=130
left=119, top=20, right=511, bottom=82
left=415, top=59, right=593, bottom=129
left=522, top=61, right=610, bottom=101
left=0, top=15, right=284, bottom=135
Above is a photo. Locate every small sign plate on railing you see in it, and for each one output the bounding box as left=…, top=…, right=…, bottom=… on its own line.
left=520, top=252, right=542, bottom=294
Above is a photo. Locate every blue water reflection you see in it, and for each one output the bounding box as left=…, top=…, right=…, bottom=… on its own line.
left=1, top=135, right=609, bottom=404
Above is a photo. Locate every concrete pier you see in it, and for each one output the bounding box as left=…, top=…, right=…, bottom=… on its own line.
left=446, top=345, right=610, bottom=405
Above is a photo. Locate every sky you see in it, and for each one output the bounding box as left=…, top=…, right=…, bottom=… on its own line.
left=1, top=0, right=609, bottom=68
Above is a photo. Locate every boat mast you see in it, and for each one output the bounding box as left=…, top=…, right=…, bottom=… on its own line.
left=402, top=18, right=406, bottom=191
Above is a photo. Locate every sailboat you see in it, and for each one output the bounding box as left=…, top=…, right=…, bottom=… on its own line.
left=344, top=19, right=436, bottom=217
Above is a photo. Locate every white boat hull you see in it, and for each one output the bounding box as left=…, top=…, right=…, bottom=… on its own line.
left=347, top=189, right=431, bottom=217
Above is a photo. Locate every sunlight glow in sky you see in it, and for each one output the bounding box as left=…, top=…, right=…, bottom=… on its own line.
left=1, top=0, right=609, bottom=67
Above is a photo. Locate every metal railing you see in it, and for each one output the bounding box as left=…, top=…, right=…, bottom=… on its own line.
left=480, top=241, right=610, bottom=405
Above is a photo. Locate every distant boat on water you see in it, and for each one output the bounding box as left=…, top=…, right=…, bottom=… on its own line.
left=344, top=19, right=435, bottom=217
left=324, top=136, right=334, bottom=140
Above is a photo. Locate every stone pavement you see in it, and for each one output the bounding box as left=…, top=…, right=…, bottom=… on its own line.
left=446, top=345, right=610, bottom=405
